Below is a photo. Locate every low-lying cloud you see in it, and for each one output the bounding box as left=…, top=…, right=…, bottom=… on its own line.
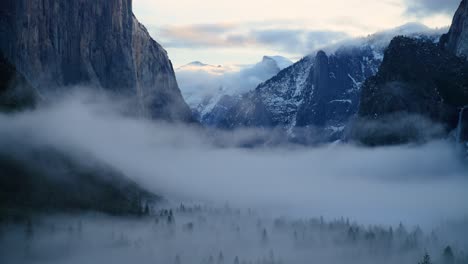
left=0, top=92, right=467, bottom=228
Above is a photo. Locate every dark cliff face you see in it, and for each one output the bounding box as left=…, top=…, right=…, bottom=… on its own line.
left=296, top=51, right=330, bottom=127
left=295, top=47, right=379, bottom=129
left=356, top=37, right=468, bottom=145
left=0, top=0, right=192, bottom=121
left=440, top=0, right=468, bottom=59
left=0, top=53, right=36, bottom=112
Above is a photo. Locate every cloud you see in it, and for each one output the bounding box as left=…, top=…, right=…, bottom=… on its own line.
left=404, top=0, right=460, bottom=17
left=157, top=23, right=350, bottom=55
left=252, top=29, right=349, bottom=55
left=159, top=23, right=241, bottom=48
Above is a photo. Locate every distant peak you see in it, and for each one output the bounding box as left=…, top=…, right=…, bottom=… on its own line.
left=262, top=55, right=293, bottom=70
left=188, top=61, right=208, bottom=66
left=316, top=50, right=327, bottom=57
left=262, top=56, right=274, bottom=61
left=395, top=22, right=430, bottom=34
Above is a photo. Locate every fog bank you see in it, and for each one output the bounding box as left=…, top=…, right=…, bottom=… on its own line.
left=0, top=92, right=467, bottom=227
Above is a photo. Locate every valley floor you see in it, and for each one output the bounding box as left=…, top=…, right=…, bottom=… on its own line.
left=1, top=205, right=467, bottom=264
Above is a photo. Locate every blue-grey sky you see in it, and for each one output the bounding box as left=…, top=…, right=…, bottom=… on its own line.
left=133, top=0, right=460, bottom=67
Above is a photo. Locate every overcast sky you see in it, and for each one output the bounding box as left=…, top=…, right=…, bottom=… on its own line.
left=133, top=0, right=460, bottom=67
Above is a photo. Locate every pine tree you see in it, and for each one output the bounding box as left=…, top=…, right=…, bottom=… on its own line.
left=167, top=210, right=175, bottom=225
left=144, top=203, right=150, bottom=215
left=443, top=246, right=455, bottom=264
left=348, top=227, right=357, bottom=241
left=397, top=222, right=408, bottom=237
left=261, top=228, right=269, bottom=244
left=217, top=252, right=224, bottom=264
left=174, top=254, right=181, bottom=264
left=418, top=253, right=432, bottom=264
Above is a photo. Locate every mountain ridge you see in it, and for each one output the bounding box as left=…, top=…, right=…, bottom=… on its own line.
left=199, top=24, right=442, bottom=143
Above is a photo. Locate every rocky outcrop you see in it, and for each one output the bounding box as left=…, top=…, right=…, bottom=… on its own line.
left=355, top=37, right=468, bottom=145
left=440, top=0, right=468, bottom=59
left=0, top=0, right=192, bottom=121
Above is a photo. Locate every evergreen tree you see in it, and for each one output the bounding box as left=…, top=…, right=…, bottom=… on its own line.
left=430, top=231, right=439, bottom=244
left=418, top=253, right=432, bottom=264
left=174, top=254, right=181, bottom=264
left=167, top=210, right=175, bottom=225
left=261, top=228, right=269, bottom=244
left=443, top=246, right=455, bottom=264
left=144, top=203, right=150, bottom=215
left=397, top=222, right=408, bottom=237
left=136, top=195, right=144, bottom=217
left=217, top=252, right=224, bottom=264
left=365, top=230, right=376, bottom=241
left=348, top=227, right=357, bottom=241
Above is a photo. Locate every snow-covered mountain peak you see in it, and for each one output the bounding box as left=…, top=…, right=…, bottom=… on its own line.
left=263, top=56, right=294, bottom=70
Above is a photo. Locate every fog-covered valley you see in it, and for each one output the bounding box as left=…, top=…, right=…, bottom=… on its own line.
left=0, top=93, right=467, bottom=264
left=2, top=0, right=468, bottom=263
left=2, top=204, right=468, bottom=264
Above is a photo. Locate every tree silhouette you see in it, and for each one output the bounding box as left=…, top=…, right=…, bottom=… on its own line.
left=144, top=203, right=150, bottom=215
left=174, top=254, right=181, bottom=264
left=217, top=252, right=224, bottom=264
left=443, top=246, right=455, bottom=264
left=261, top=228, right=269, bottom=244
left=167, top=210, right=175, bottom=225
left=418, top=253, right=432, bottom=264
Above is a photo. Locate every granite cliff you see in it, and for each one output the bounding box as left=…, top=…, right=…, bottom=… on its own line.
left=0, top=0, right=192, bottom=121
left=441, top=0, right=468, bottom=59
